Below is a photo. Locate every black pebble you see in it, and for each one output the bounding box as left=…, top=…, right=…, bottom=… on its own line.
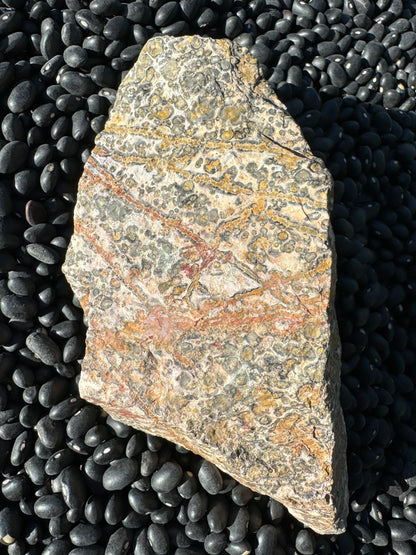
left=158, top=488, right=182, bottom=508
left=102, top=458, right=139, bottom=491
left=0, top=141, right=28, bottom=174
left=227, top=507, right=250, bottom=542
left=141, top=449, right=159, bottom=476
left=399, top=31, right=416, bottom=50
left=66, top=405, right=98, bottom=439
left=151, top=506, right=175, bottom=525
left=84, top=495, right=105, bottom=525
left=0, top=421, right=24, bottom=441
left=147, top=523, right=170, bottom=554
left=56, top=94, right=84, bottom=113
left=26, top=244, right=60, bottom=265
left=126, top=1, right=152, bottom=23
left=295, top=529, right=317, bottom=554
left=72, top=110, right=90, bottom=140
left=0, top=61, right=14, bottom=90
left=7, top=80, right=36, bottom=113
left=388, top=519, right=416, bottom=541
left=255, top=524, right=280, bottom=554
left=327, top=61, right=347, bottom=88
left=61, top=335, right=83, bottom=362
left=1, top=474, right=30, bottom=502
left=63, top=45, right=89, bottom=69
left=107, top=416, right=132, bottom=438
left=51, top=320, right=79, bottom=339
left=198, top=460, right=223, bottom=494
left=26, top=332, right=61, bottom=365
left=0, top=507, right=22, bottom=546
left=75, top=9, right=104, bottom=34
left=93, top=437, right=125, bottom=465
left=151, top=461, right=183, bottom=493
left=24, top=455, right=46, bottom=486
left=134, top=528, right=154, bottom=554
left=103, top=16, right=130, bottom=40
left=185, top=520, right=209, bottom=541
left=384, top=89, right=403, bottom=108
left=1, top=113, right=25, bottom=142
left=187, top=491, right=208, bottom=522
left=125, top=432, right=145, bottom=457
left=104, top=491, right=127, bottom=525
left=69, top=522, right=102, bottom=546
left=82, top=35, right=107, bottom=55
left=22, top=405, right=42, bottom=434
left=7, top=278, right=35, bottom=297
left=231, top=484, right=254, bottom=506
left=36, top=415, right=64, bottom=449
left=10, top=429, right=33, bottom=465
left=90, top=65, right=118, bottom=89
left=34, top=494, right=67, bottom=519
left=84, top=424, right=112, bottom=447
left=128, top=488, right=159, bottom=514
left=207, top=499, right=228, bottom=533
left=225, top=15, right=244, bottom=40
left=60, top=466, right=87, bottom=509
left=42, top=539, right=72, bottom=555
left=32, top=103, right=58, bottom=127
left=106, top=526, right=133, bottom=555
left=44, top=448, right=75, bottom=475
left=155, top=1, right=180, bottom=26
left=1, top=295, right=37, bottom=320
left=0, top=30, right=28, bottom=57
left=49, top=396, right=84, bottom=420
left=362, top=41, right=384, bottom=66
left=204, top=532, right=227, bottom=555
left=84, top=456, right=105, bottom=486
left=61, top=23, right=84, bottom=48
left=60, top=72, right=96, bottom=97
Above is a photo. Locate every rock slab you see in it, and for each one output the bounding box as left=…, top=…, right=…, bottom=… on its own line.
left=63, top=35, right=348, bottom=534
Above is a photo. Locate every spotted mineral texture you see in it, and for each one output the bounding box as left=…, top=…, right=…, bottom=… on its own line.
left=63, top=35, right=348, bottom=534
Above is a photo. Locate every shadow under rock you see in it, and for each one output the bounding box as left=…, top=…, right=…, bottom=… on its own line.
left=284, top=90, right=416, bottom=547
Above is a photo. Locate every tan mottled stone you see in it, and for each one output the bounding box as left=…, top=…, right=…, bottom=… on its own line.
left=63, top=35, right=348, bottom=534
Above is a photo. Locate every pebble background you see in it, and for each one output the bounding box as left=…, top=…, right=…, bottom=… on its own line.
left=0, top=0, right=415, bottom=554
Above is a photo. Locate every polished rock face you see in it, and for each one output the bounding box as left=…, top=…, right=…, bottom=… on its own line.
left=63, top=35, right=348, bottom=534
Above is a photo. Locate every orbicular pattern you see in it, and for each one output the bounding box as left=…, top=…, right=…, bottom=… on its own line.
left=63, top=35, right=348, bottom=534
